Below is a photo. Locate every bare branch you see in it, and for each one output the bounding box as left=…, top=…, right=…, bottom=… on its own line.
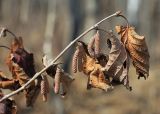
left=0, top=45, right=11, bottom=50
left=0, top=27, right=17, bottom=39
left=0, top=11, right=121, bottom=102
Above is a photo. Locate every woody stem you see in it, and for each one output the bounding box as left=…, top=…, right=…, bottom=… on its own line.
left=0, top=11, right=122, bottom=102
left=117, top=14, right=130, bottom=27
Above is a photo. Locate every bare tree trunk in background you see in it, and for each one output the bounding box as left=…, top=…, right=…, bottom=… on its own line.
left=83, top=0, right=97, bottom=43
left=95, top=0, right=115, bottom=53
left=157, top=1, right=160, bottom=38
left=52, top=0, right=72, bottom=59
left=0, top=1, right=2, bottom=20
left=43, top=0, right=64, bottom=114
left=43, top=0, right=56, bottom=58
left=20, top=0, right=30, bottom=24
left=113, top=0, right=128, bottom=24
left=97, top=0, right=113, bottom=28
left=127, top=0, right=140, bottom=26
left=62, top=0, right=85, bottom=71
left=138, top=0, right=156, bottom=62
left=1, top=0, right=20, bottom=27
left=139, top=0, right=156, bottom=42
left=1, top=0, right=12, bottom=21
left=150, top=0, right=160, bottom=63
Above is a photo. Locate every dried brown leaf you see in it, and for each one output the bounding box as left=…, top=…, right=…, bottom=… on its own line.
left=78, top=41, right=112, bottom=91
left=0, top=71, right=20, bottom=90
left=10, top=62, right=30, bottom=85
left=115, top=26, right=150, bottom=79
left=0, top=71, right=14, bottom=89
left=102, top=31, right=131, bottom=89
left=89, top=68, right=112, bottom=91
left=0, top=93, right=17, bottom=114
left=82, top=54, right=95, bottom=75
left=5, top=37, right=40, bottom=107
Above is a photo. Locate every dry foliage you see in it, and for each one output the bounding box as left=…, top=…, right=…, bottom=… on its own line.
left=72, top=28, right=149, bottom=92
left=5, top=37, right=41, bottom=107
left=102, top=31, right=131, bottom=90
left=0, top=90, right=17, bottom=114
left=115, top=26, right=150, bottom=79
left=0, top=71, right=20, bottom=90
left=72, top=41, right=113, bottom=91
left=0, top=11, right=150, bottom=113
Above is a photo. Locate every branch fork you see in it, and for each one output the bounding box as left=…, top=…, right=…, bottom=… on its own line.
left=0, top=10, right=129, bottom=102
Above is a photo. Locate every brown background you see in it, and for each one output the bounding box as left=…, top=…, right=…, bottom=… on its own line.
left=0, top=0, right=160, bottom=114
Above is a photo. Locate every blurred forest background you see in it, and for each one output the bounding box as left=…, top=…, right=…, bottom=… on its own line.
left=0, top=0, right=160, bottom=114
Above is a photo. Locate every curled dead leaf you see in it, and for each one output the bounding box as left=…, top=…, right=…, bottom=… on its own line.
left=5, top=37, right=40, bottom=107
left=101, top=31, right=131, bottom=90
left=115, top=26, right=150, bottom=79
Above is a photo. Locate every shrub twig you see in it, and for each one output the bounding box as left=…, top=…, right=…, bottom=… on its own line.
left=0, top=10, right=122, bottom=102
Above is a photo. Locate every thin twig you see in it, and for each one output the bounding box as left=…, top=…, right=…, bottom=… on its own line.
left=0, top=27, right=17, bottom=39
left=5, top=29, right=17, bottom=39
left=95, top=28, right=111, bottom=34
left=0, top=45, right=11, bottom=50
left=117, top=14, right=130, bottom=44
left=117, top=14, right=130, bottom=27
left=0, top=11, right=121, bottom=102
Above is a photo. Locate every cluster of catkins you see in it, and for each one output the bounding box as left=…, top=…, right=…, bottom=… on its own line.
left=0, top=28, right=74, bottom=114
left=41, top=55, right=74, bottom=101
left=0, top=23, right=150, bottom=113
left=72, top=25, right=149, bottom=92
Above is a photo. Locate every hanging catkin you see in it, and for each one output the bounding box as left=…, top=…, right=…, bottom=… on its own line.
left=59, top=82, right=67, bottom=98
left=77, top=52, right=83, bottom=72
left=72, top=46, right=80, bottom=73
left=94, top=31, right=100, bottom=58
left=72, top=42, right=85, bottom=73
left=54, top=67, right=62, bottom=94
left=41, top=75, right=49, bottom=102
left=77, top=42, right=85, bottom=72
left=88, top=35, right=95, bottom=57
